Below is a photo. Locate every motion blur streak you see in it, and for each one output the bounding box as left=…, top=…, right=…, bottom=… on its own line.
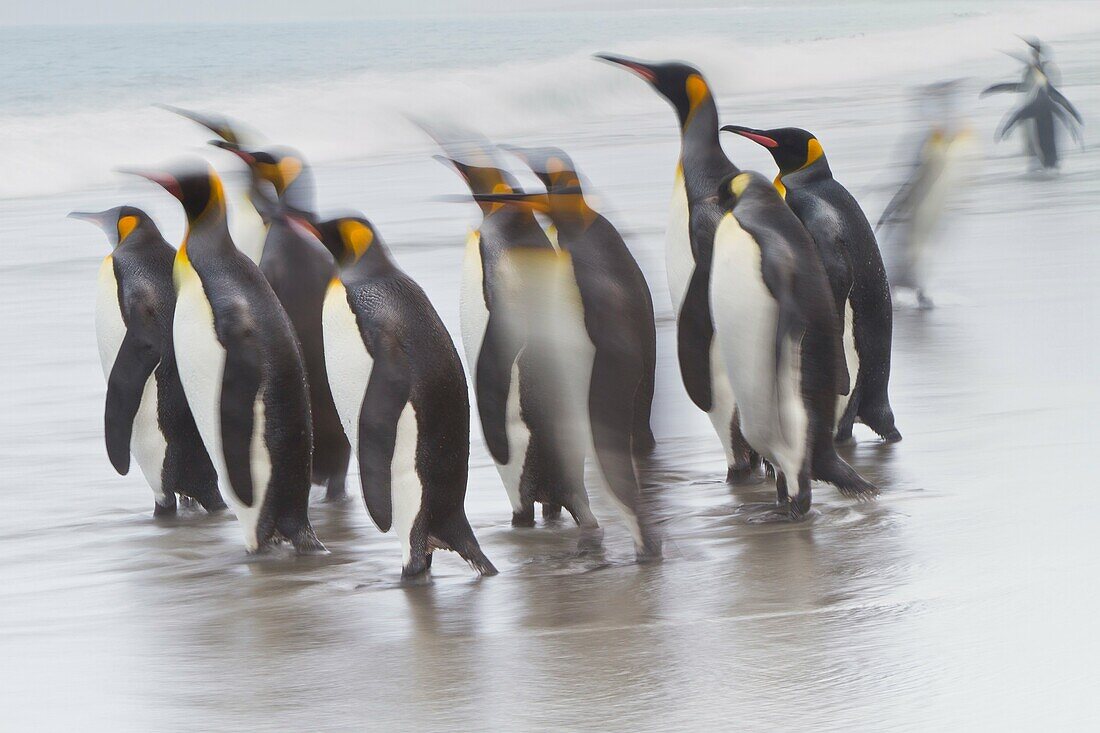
left=4, top=1, right=1100, bottom=730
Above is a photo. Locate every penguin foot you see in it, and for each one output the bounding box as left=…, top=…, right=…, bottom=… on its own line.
left=879, top=428, right=903, bottom=444
left=726, top=464, right=756, bottom=484
left=511, top=508, right=536, bottom=528
left=834, top=427, right=854, bottom=444
left=541, top=503, right=563, bottom=521
left=177, top=495, right=198, bottom=509
left=287, top=526, right=329, bottom=555
left=576, top=526, right=605, bottom=556
left=787, top=494, right=812, bottom=520
left=401, top=555, right=433, bottom=581
left=635, top=537, right=663, bottom=564
left=153, top=500, right=177, bottom=518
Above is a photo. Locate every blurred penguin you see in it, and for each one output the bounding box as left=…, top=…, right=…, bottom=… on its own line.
left=474, top=147, right=661, bottom=561
left=432, top=133, right=599, bottom=532
left=878, top=80, right=976, bottom=309
left=982, top=37, right=1083, bottom=172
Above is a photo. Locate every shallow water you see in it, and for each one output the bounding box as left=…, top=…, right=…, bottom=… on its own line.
left=4, top=12, right=1100, bottom=732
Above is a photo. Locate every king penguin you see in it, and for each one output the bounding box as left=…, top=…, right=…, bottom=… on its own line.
left=722, top=125, right=902, bottom=443
left=129, top=162, right=324, bottom=554
left=214, top=143, right=351, bottom=501
left=438, top=150, right=598, bottom=531
left=596, top=54, right=757, bottom=480
left=711, top=171, right=879, bottom=517
left=473, top=148, right=661, bottom=561
left=70, top=206, right=225, bottom=516
left=314, top=214, right=497, bottom=578
left=159, top=105, right=272, bottom=263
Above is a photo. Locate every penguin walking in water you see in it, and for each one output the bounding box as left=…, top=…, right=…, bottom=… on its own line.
left=711, top=172, right=879, bottom=517
left=215, top=142, right=351, bottom=502
left=314, top=214, right=497, bottom=578
left=438, top=149, right=598, bottom=530
left=129, top=162, right=324, bottom=554
left=473, top=148, right=661, bottom=560
left=70, top=206, right=225, bottom=516
left=596, top=54, right=757, bottom=481
left=722, top=125, right=901, bottom=443
left=159, top=105, right=273, bottom=263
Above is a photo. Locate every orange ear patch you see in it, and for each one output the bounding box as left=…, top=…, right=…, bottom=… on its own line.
left=117, top=215, right=139, bottom=242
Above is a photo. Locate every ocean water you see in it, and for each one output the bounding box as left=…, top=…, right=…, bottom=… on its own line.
left=4, top=1, right=1100, bottom=730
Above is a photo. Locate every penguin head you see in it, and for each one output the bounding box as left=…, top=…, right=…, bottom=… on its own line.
left=595, top=54, right=712, bottom=127
left=502, top=145, right=583, bottom=193
left=125, top=162, right=226, bottom=224
left=434, top=156, right=524, bottom=214
left=211, top=141, right=314, bottom=213
left=722, top=126, right=825, bottom=176
left=717, top=171, right=769, bottom=211
left=67, top=205, right=155, bottom=248
left=315, top=215, right=380, bottom=267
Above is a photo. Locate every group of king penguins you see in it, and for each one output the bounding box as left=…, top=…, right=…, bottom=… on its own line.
left=72, top=51, right=909, bottom=579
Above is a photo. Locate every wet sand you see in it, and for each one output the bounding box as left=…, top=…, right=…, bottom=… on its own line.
left=3, top=33, right=1100, bottom=731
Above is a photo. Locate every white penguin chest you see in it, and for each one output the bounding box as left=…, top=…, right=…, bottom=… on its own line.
left=459, top=230, right=489, bottom=377
left=666, top=167, right=694, bottom=314
left=322, top=281, right=376, bottom=450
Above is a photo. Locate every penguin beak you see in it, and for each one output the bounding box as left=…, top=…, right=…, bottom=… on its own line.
left=721, top=125, right=779, bottom=148
left=119, top=168, right=184, bottom=201
left=155, top=103, right=243, bottom=145
left=286, top=213, right=321, bottom=241
left=67, top=210, right=113, bottom=229
left=471, top=192, right=551, bottom=214
left=594, top=53, right=659, bottom=84
left=210, top=140, right=256, bottom=165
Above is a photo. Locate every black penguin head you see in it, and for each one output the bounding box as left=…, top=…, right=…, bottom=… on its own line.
left=434, top=156, right=525, bottom=215
left=315, top=215, right=379, bottom=267
left=211, top=141, right=313, bottom=212
left=125, top=162, right=225, bottom=223
left=716, top=171, right=767, bottom=211
left=68, top=205, right=153, bottom=248
left=595, top=54, right=713, bottom=127
left=502, top=145, right=583, bottom=193
left=722, top=125, right=825, bottom=176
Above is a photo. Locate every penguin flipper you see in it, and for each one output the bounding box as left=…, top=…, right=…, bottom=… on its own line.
left=997, top=99, right=1041, bottom=140
left=676, top=263, right=714, bottom=412
left=980, top=82, right=1026, bottom=97
left=218, top=311, right=262, bottom=507
left=476, top=309, right=521, bottom=465
left=1050, top=87, right=1083, bottom=125
left=357, top=331, right=411, bottom=533
left=1053, top=104, right=1085, bottom=147
left=104, top=297, right=162, bottom=475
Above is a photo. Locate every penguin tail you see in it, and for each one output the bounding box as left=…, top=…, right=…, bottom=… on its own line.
left=813, top=449, right=879, bottom=499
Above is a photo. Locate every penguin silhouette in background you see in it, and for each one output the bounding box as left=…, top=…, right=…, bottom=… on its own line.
left=722, top=125, right=901, bottom=443
left=877, top=79, right=979, bottom=308
left=314, top=214, right=497, bottom=578
left=435, top=143, right=599, bottom=531
left=982, top=38, right=1083, bottom=171
left=70, top=206, right=225, bottom=516
left=597, top=54, right=757, bottom=481
left=212, top=142, right=350, bottom=502
left=710, top=172, right=878, bottom=517
left=129, top=162, right=324, bottom=554
left=473, top=147, right=661, bottom=561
